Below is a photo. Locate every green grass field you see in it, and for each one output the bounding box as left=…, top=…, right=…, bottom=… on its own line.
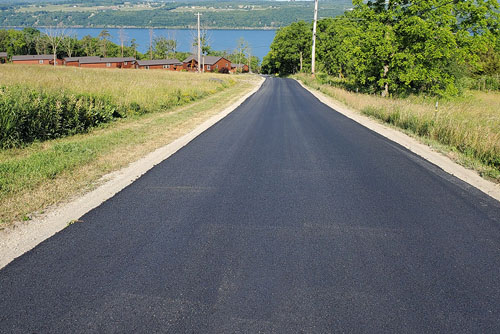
left=294, top=73, right=500, bottom=182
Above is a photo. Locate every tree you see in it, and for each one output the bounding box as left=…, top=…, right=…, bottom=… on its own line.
left=21, top=27, right=40, bottom=55
left=234, top=38, right=249, bottom=73
left=153, top=36, right=177, bottom=59
left=130, top=38, right=138, bottom=58
left=192, top=29, right=212, bottom=55
left=98, top=29, right=111, bottom=57
left=344, top=0, right=500, bottom=96
left=118, top=28, right=128, bottom=58
left=44, top=26, right=66, bottom=66
left=34, top=34, right=49, bottom=55
left=5, top=29, right=28, bottom=56
left=62, top=34, right=78, bottom=58
left=262, top=21, right=312, bottom=75
left=82, top=35, right=98, bottom=56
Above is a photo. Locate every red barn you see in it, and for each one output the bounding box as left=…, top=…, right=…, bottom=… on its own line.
left=0, top=52, right=7, bottom=63
left=183, top=55, right=232, bottom=73
left=64, top=56, right=100, bottom=67
left=135, top=59, right=183, bottom=70
left=79, top=57, right=136, bottom=69
left=12, top=55, right=62, bottom=65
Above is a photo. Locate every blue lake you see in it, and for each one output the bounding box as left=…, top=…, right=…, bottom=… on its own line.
left=68, top=28, right=276, bottom=61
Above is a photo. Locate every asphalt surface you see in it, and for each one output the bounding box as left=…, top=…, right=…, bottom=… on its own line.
left=1, top=77, right=500, bottom=333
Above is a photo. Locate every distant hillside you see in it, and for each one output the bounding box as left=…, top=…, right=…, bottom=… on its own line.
left=0, top=0, right=353, bottom=29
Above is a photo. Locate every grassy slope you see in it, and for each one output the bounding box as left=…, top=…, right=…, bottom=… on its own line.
left=294, top=73, right=500, bottom=182
left=0, top=65, right=260, bottom=227
left=0, top=65, right=231, bottom=113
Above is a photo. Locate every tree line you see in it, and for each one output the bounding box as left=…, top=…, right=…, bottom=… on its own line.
left=0, top=27, right=187, bottom=61
left=0, top=27, right=261, bottom=70
left=262, top=0, right=500, bottom=96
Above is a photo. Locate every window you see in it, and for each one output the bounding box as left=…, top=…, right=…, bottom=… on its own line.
left=106, top=62, right=111, bottom=67
left=215, top=65, right=218, bottom=69
left=163, top=65, right=170, bottom=69
left=124, top=61, right=128, bottom=65
left=39, top=60, right=43, bottom=64
left=145, top=65, right=150, bottom=70
left=226, top=63, right=229, bottom=67
left=207, top=65, right=211, bottom=70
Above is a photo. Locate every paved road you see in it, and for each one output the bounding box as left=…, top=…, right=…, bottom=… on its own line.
left=1, top=77, right=500, bottom=333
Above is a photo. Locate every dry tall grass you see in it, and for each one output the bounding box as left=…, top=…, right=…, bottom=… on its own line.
left=295, top=73, right=500, bottom=181
left=0, top=64, right=234, bottom=112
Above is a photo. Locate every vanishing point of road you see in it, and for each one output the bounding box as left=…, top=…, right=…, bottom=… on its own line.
left=1, top=78, right=500, bottom=333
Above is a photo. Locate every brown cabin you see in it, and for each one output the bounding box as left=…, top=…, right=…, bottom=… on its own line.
left=12, top=55, right=62, bottom=65
left=64, top=56, right=100, bottom=67
left=0, top=52, right=7, bottom=64
left=183, top=55, right=232, bottom=73
left=231, top=63, right=249, bottom=73
left=135, top=59, right=183, bottom=70
left=79, top=57, right=136, bottom=69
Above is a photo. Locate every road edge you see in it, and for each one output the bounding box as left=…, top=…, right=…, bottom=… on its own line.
left=297, top=79, right=500, bottom=203
left=0, top=76, right=266, bottom=270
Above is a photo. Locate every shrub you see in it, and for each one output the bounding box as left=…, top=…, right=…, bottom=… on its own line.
left=0, top=85, right=118, bottom=148
left=218, top=67, right=229, bottom=74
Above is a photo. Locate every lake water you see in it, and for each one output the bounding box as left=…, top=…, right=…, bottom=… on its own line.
left=69, top=28, right=276, bottom=61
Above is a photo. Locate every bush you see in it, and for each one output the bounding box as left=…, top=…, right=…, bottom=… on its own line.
left=0, top=85, right=118, bottom=148
left=458, top=75, right=500, bottom=92
left=218, top=67, right=229, bottom=74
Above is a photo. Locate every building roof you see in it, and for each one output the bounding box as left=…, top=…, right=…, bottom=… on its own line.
left=136, top=59, right=182, bottom=66
left=0, top=52, right=7, bottom=57
left=79, top=57, right=136, bottom=64
left=183, top=55, right=229, bottom=65
left=64, top=56, right=100, bottom=62
left=231, top=63, right=247, bottom=68
left=12, top=55, right=54, bottom=61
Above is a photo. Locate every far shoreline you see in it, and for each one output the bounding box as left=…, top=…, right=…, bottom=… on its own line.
left=0, top=26, right=280, bottom=31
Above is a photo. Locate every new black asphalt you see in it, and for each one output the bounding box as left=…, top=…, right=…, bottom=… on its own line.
left=1, top=77, right=500, bottom=333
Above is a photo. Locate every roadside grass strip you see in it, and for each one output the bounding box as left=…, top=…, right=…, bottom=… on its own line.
left=294, top=73, right=500, bottom=183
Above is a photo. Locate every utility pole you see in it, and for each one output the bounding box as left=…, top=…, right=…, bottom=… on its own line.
left=196, top=12, right=202, bottom=73
left=311, top=0, right=319, bottom=76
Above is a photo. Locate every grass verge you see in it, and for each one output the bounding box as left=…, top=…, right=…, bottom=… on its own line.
left=294, top=73, right=500, bottom=183
left=0, top=68, right=260, bottom=228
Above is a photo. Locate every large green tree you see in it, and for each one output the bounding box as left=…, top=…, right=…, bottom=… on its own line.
left=346, top=0, right=499, bottom=95
left=264, top=0, right=499, bottom=95
left=262, top=21, right=312, bottom=75
left=153, top=36, right=177, bottom=59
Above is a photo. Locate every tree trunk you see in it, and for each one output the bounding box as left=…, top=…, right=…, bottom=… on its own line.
left=382, top=64, right=389, bottom=97
left=53, top=48, right=57, bottom=67
left=300, top=51, right=303, bottom=72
